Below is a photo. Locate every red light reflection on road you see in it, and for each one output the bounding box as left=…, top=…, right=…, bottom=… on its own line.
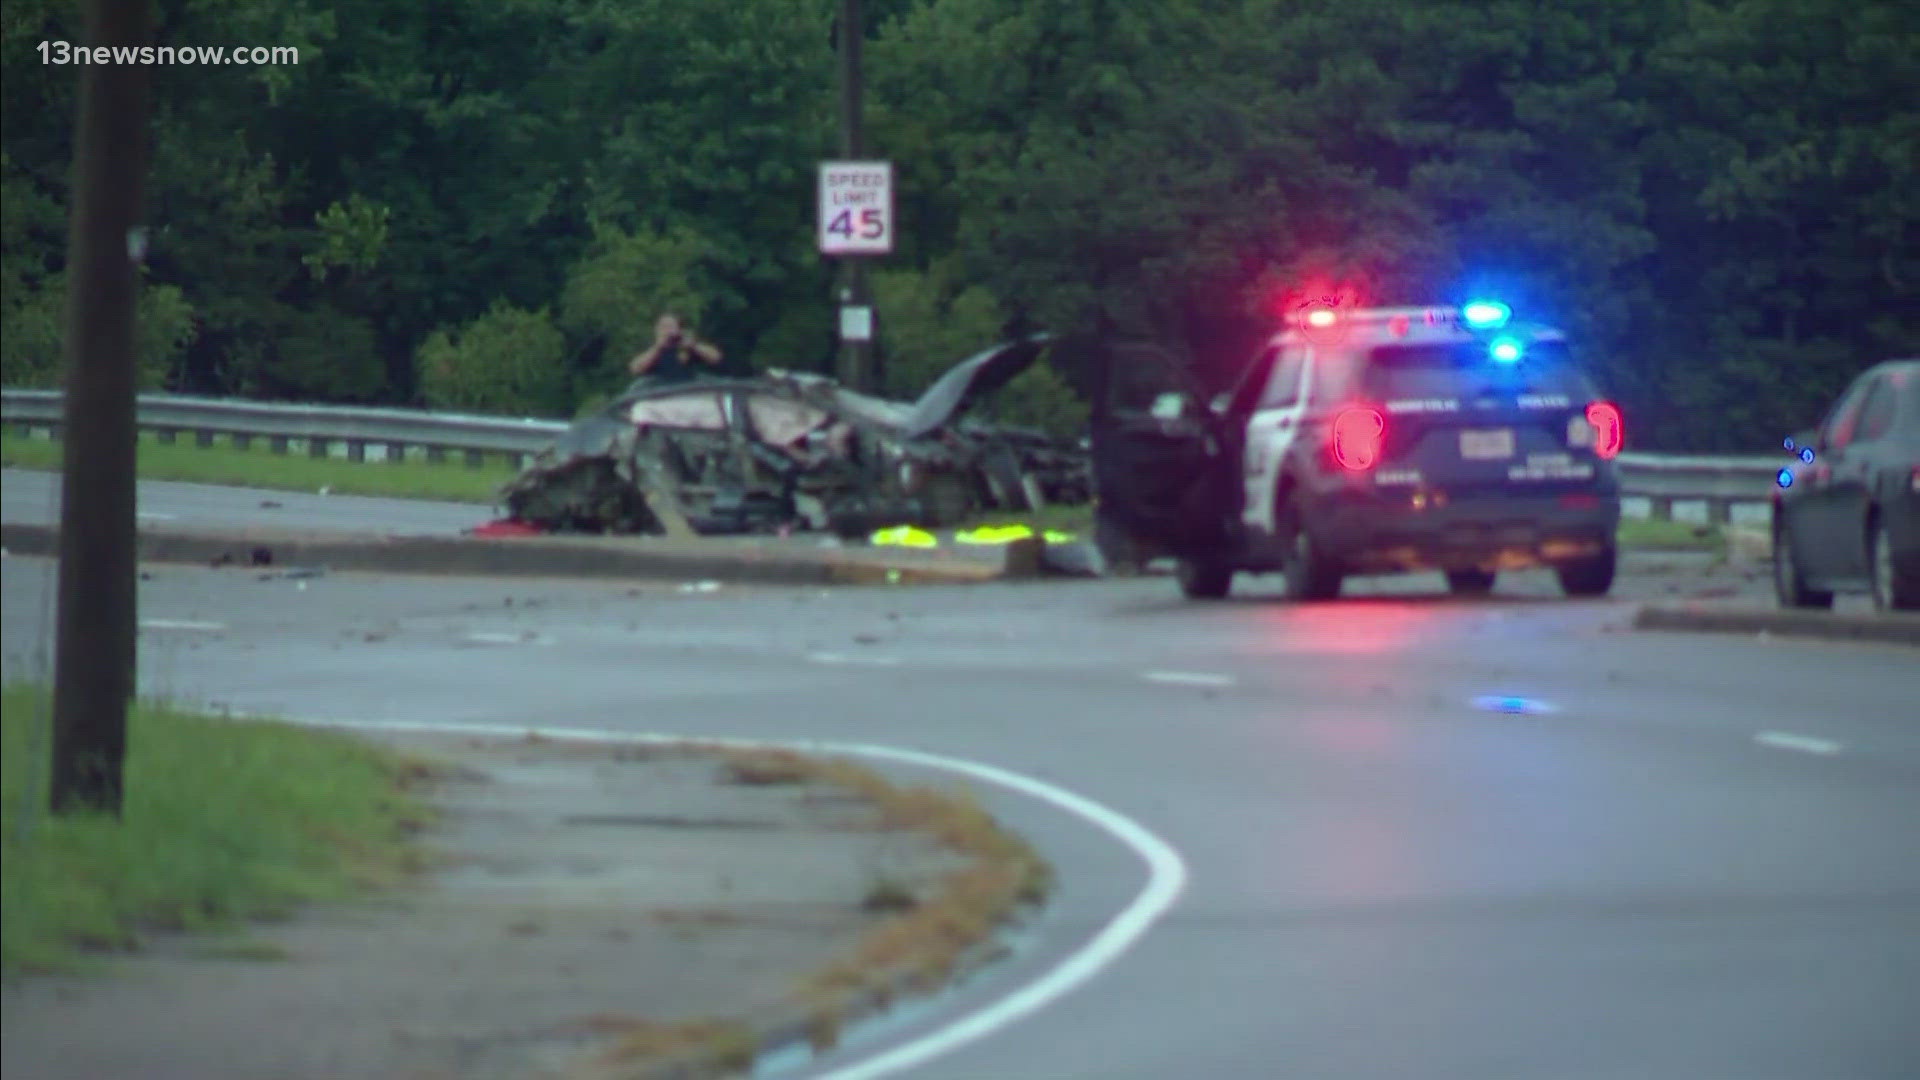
left=1256, top=601, right=1443, bottom=654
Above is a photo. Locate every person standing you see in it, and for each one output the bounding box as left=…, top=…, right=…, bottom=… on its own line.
left=628, top=312, right=722, bottom=385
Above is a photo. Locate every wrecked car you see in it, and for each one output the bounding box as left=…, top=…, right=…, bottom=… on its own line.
left=498, top=336, right=1091, bottom=537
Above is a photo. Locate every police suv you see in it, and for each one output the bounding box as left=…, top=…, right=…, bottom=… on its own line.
left=1092, top=302, right=1625, bottom=600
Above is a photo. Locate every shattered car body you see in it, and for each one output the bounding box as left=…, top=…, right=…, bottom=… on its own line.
left=499, top=336, right=1091, bottom=536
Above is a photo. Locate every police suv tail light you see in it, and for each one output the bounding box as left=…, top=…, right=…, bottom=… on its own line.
left=1910, top=465, right=1919, bottom=495
left=1584, top=402, right=1624, bottom=460
left=1331, top=408, right=1386, bottom=471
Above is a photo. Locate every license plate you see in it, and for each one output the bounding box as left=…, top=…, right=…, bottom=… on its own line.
left=1460, top=428, right=1515, bottom=460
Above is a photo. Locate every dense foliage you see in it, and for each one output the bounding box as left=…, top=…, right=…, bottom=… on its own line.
left=3, top=0, right=1913, bottom=448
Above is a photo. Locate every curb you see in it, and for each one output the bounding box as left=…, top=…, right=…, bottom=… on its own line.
left=0, top=522, right=1041, bottom=587
left=1633, top=602, right=1920, bottom=646
left=622, top=933, right=1022, bottom=1080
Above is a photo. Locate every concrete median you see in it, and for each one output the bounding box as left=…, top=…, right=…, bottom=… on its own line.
left=1634, top=600, right=1920, bottom=647
left=0, top=521, right=1044, bottom=587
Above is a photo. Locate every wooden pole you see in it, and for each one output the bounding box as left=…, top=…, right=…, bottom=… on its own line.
left=835, top=0, right=872, bottom=392
left=50, top=0, right=154, bottom=816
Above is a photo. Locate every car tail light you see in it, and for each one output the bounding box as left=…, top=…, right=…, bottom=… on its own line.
left=1331, top=408, right=1386, bottom=471
left=1910, top=465, right=1919, bottom=495
left=1584, top=402, right=1624, bottom=460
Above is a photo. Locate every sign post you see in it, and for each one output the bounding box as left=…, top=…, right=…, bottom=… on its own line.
left=819, top=160, right=890, bottom=389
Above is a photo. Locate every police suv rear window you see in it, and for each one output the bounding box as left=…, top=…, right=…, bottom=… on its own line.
left=1356, top=342, right=1591, bottom=399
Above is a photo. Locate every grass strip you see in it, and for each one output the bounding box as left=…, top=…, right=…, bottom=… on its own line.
left=1616, top=516, right=1727, bottom=552
left=0, top=684, right=430, bottom=972
left=2, top=430, right=514, bottom=504
left=593, top=746, right=1051, bottom=1071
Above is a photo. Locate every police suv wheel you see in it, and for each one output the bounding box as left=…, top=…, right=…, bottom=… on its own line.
left=1556, top=544, right=1617, bottom=598
left=1773, top=523, right=1834, bottom=609
left=1177, top=557, right=1233, bottom=600
left=1281, top=524, right=1343, bottom=601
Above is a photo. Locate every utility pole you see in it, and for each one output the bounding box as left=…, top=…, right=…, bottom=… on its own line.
left=835, top=0, right=872, bottom=392
left=50, top=0, right=153, bottom=816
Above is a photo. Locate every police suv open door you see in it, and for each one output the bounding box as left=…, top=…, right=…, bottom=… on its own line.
left=1088, top=343, right=1235, bottom=566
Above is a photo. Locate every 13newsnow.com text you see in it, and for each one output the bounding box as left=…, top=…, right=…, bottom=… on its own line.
left=39, top=42, right=300, bottom=66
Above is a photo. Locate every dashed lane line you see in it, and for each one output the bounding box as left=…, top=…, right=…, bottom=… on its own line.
left=139, top=619, right=225, bottom=632
left=807, top=652, right=904, bottom=667
left=1754, top=731, right=1843, bottom=756
left=1142, top=670, right=1236, bottom=689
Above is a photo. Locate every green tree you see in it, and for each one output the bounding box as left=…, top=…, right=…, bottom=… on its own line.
left=870, top=263, right=1002, bottom=396
left=558, top=223, right=729, bottom=392
left=0, top=273, right=198, bottom=390
left=416, top=302, right=570, bottom=416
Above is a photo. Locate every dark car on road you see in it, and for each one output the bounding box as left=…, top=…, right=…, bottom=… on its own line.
left=1772, top=359, right=1920, bottom=612
left=1094, top=302, right=1625, bottom=600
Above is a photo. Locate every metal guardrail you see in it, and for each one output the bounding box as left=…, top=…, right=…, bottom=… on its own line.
left=2, top=388, right=565, bottom=469
left=3, top=388, right=1782, bottom=522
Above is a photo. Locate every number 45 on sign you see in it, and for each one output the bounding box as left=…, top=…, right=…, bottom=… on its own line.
left=818, top=161, right=892, bottom=255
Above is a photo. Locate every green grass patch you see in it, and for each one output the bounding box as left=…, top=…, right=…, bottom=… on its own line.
left=0, top=684, right=429, bottom=973
left=1, top=429, right=516, bottom=504
left=1617, top=516, right=1726, bottom=552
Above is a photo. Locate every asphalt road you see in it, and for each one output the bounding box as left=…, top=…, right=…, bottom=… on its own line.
left=4, top=495, right=1916, bottom=1077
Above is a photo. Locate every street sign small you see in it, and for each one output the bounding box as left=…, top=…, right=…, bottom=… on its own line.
left=839, top=304, right=873, bottom=342
left=818, top=161, right=892, bottom=255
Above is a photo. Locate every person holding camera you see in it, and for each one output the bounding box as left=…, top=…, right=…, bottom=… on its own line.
left=628, top=312, right=722, bottom=385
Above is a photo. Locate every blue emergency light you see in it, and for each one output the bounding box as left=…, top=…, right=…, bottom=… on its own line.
left=1488, top=336, right=1524, bottom=364
left=1777, top=468, right=1794, bottom=489
left=1462, top=300, right=1512, bottom=329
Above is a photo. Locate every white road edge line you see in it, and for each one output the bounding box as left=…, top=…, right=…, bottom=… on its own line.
left=136, top=511, right=178, bottom=521
left=288, top=717, right=1188, bottom=1080
left=1143, top=670, right=1236, bottom=688
left=1754, top=731, right=1843, bottom=756
left=139, top=619, right=225, bottom=632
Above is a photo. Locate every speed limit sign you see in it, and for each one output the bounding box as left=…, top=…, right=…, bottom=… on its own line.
left=818, top=161, right=892, bottom=255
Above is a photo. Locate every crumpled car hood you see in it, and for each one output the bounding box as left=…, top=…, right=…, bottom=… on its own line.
left=900, top=334, right=1053, bottom=440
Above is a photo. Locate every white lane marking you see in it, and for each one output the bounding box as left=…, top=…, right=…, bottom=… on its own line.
left=1143, top=670, right=1235, bottom=689
left=1755, top=731, right=1842, bottom=756
left=136, top=512, right=178, bottom=522
left=462, top=632, right=550, bottom=646
left=139, top=619, right=225, bottom=632
left=808, top=652, right=903, bottom=667
left=287, top=718, right=1188, bottom=1080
